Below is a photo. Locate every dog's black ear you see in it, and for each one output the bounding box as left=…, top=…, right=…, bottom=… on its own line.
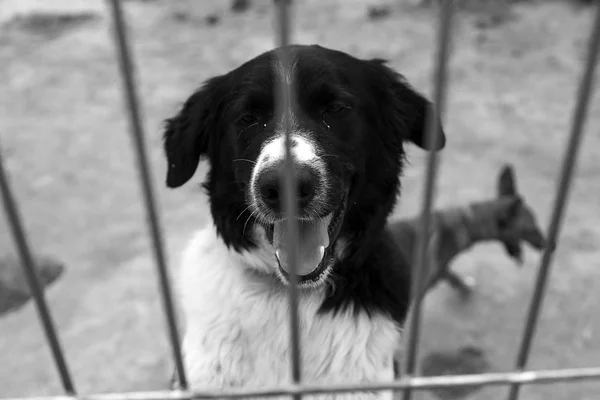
left=368, top=59, right=446, bottom=152
left=498, top=164, right=518, bottom=197
left=502, top=238, right=524, bottom=266
left=163, top=75, right=229, bottom=188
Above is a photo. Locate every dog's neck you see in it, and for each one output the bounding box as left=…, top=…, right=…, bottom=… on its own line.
left=439, top=199, right=502, bottom=253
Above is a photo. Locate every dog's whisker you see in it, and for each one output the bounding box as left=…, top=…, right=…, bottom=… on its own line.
left=243, top=209, right=257, bottom=236
left=236, top=204, right=253, bottom=221
left=233, top=158, right=257, bottom=165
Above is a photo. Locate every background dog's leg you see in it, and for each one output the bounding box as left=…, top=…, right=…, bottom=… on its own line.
left=393, top=358, right=401, bottom=379
left=169, top=368, right=179, bottom=390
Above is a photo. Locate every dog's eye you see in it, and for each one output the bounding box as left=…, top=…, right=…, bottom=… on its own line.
left=324, top=103, right=349, bottom=115
left=240, top=114, right=258, bottom=125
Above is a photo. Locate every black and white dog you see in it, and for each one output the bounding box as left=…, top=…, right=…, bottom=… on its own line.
left=164, top=44, right=446, bottom=397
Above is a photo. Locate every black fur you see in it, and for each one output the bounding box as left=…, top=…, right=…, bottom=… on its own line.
left=163, top=44, right=445, bottom=327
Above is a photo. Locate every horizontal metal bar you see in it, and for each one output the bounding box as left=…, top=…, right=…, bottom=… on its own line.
left=506, top=2, right=600, bottom=400
left=0, top=143, right=76, bottom=394
left=107, top=0, right=187, bottom=389
left=4, top=367, right=600, bottom=400
left=403, top=1, right=455, bottom=399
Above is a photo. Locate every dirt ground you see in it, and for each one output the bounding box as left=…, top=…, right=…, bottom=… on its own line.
left=1, top=0, right=599, bottom=399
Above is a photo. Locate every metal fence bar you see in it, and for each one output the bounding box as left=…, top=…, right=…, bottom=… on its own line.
left=506, top=3, right=600, bottom=400
left=5, top=366, right=600, bottom=400
left=0, top=145, right=76, bottom=394
left=275, top=1, right=303, bottom=398
left=107, top=0, right=188, bottom=389
left=402, top=2, right=455, bottom=399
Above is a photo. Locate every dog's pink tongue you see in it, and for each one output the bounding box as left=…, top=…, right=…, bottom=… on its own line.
left=273, top=218, right=330, bottom=276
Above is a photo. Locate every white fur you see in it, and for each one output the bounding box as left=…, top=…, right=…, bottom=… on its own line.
left=249, top=133, right=330, bottom=221
left=177, top=225, right=401, bottom=399
left=254, top=134, right=318, bottom=170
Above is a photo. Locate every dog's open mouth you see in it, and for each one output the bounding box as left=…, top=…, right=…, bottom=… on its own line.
left=265, top=196, right=347, bottom=285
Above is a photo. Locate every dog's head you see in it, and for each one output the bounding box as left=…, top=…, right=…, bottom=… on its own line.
left=163, top=44, right=445, bottom=288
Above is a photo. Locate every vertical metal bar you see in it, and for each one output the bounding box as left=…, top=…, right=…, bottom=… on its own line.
left=0, top=143, right=75, bottom=394
left=275, top=1, right=302, bottom=398
left=402, top=2, right=455, bottom=400
left=506, top=3, right=600, bottom=400
left=277, top=0, right=291, bottom=48
left=107, top=0, right=188, bottom=389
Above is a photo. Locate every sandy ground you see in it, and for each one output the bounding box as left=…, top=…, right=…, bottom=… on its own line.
left=1, top=0, right=599, bottom=399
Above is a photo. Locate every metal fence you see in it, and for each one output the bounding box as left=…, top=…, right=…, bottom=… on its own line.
left=1, top=0, right=600, bottom=398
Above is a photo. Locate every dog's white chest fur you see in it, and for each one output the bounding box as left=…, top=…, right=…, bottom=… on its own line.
left=177, top=227, right=401, bottom=399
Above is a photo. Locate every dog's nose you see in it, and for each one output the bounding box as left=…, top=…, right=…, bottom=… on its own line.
left=257, top=164, right=318, bottom=213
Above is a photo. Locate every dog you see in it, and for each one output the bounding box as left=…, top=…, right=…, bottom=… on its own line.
left=388, top=164, right=547, bottom=301
left=163, top=44, right=446, bottom=398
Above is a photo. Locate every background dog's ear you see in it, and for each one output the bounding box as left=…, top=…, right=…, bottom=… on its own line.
left=163, top=75, right=228, bottom=188
left=502, top=238, right=524, bottom=266
left=498, top=164, right=518, bottom=197
left=368, top=59, right=446, bottom=152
